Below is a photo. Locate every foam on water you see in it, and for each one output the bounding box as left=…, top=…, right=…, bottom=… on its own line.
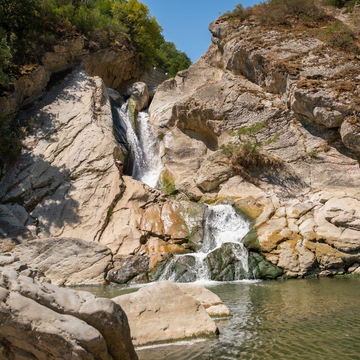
left=159, top=204, right=250, bottom=283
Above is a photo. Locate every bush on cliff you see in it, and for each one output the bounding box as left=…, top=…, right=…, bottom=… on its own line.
left=221, top=122, right=282, bottom=184
left=226, top=1, right=359, bottom=54
left=0, top=115, right=25, bottom=165
left=254, top=0, right=328, bottom=26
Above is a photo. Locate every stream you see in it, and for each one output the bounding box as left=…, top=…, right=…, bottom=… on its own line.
left=81, top=277, right=360, bottom=360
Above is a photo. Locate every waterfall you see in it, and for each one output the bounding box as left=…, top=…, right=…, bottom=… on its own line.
left=116, top=102, right=162, bottom=188
left=159, top=204, right=250, bottom=283
left=114, top=101, right=251, bottom=284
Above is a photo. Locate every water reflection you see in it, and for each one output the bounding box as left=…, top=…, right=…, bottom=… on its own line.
left=80, top=278, right=360, bottom=360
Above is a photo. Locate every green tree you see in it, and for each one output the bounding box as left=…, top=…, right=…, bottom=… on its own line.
left=155, top=42, right=192, bottom=77
left=112, top=0, right=163, bottom=69
left=0, top=28, right=12, bottom=88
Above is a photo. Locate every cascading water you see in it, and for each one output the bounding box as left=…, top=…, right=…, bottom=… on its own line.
left=117, top=102, right=162, bottom=187
left=159, top=204, right=250, bottom=283
left=115, top=100, right=251, bottom=284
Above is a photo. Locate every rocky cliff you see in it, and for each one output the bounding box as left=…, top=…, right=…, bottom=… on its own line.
left=0, top=36, right=138, bottom=118
left=1, top=8, right=360, bottom=286
left=148, top=15, right=360, bottom=278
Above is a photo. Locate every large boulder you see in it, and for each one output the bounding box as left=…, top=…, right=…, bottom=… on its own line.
left=14, top=66, right=51, bottom=101
left=0, top=67, right=123, bottom=243
left=127, top=82, right=149, bottom=112
left=9, top=238, right=112, bottom=286
left=0, top=267, right=138, bottom=360
left=112, top=281, right=219, bottom=346
left=177, top=283, right=231, bottom=317
left=107, top=255, right=150, bottom=284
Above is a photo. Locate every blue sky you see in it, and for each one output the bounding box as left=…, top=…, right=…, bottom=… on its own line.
left=142, top=0, right=260, bottom=63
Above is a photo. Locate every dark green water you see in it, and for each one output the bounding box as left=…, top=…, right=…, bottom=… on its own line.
left=80, top=278, right=360, bottom=360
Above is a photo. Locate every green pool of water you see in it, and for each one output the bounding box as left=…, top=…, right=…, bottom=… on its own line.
left=80, top=277, right=360, bottom=359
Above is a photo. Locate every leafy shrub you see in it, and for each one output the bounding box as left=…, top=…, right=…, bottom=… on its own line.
left=324, top=0, right=346, bottom=7
left=155, top=42, right=192, bottom=77
left=224, top=4, right=251, bottom=21
left=221, top=122, right=281, bottom=184
left=254, top=0, right=327, bottom=26
left=345, top=0, right=359, bottom=12
left=161, top=169, right=177, bottom=195
left=0, top=0, right=192, bottom=80
left=323, top=21, right=359, bottom=53
left=0, top=28, right=12, bottom=88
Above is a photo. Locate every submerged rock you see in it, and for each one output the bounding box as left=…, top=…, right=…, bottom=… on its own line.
left=0, top=267, right=138, bottom=360
left=248, top=252, right=283, bottom=280
left=112, top=281, right=219, bottom=346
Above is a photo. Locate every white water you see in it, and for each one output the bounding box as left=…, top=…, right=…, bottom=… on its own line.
left=116, top=102, right=251, bottom=283
left=159, top=204, right=250, bottom=283
left=117, top=103, right=162, bottom=187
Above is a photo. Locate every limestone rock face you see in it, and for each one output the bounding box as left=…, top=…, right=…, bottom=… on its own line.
left=100, top=177, right=206, bottom=283
left=148, top=15, right=360, bottom=278
left=0, top=267, right=138, bottom=360
left=340, top=118, right=360, bottom=153
left=15, top=66, right=51, bottom=101
left=150, top=20, right=360, bottom=201
left=9, top=238, right=112, bottom=286
left=194, top=151, right=233, bottom=192
left=83, top=47, right=139, bottom=92
left=253, top=190, right=360, bottom=277
left=0, top=67, right=123, bottom=244
left=112, top=281, right=219, bottom=346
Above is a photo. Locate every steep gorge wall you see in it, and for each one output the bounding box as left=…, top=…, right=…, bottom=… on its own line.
left=148, top=17, right=360, bottom=278
left=1, top=12, right=360, bottom=282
